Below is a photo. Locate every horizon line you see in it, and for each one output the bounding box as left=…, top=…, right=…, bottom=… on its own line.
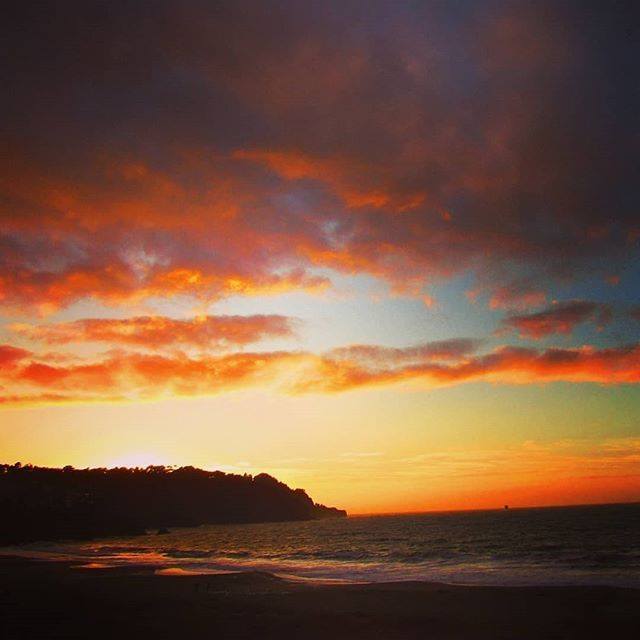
left=349, top=499, right=640, bottom=518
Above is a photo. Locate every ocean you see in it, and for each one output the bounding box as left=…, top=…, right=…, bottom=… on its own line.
left=4, top=503, right=640, bottom=587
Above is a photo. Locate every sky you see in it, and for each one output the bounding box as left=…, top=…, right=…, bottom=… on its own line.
left=1, top=0, right=639, bottom=513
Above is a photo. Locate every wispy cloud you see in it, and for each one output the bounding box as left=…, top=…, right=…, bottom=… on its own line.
left=499, top=300, right=612, bottom=339
left=11, top=314, right=297, bottom=349
left=2, top=339, right=640, bottom=406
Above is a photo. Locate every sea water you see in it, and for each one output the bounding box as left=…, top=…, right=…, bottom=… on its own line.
left=4, top=503, right=640, bottom=587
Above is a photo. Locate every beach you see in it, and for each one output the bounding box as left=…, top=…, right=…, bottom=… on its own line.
left=1, top=556, right=638, bottom=639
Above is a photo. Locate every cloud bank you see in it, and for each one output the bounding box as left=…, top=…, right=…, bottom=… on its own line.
left=1, top=1, right=638, bottom=312
left=1, top=1, right=639, bottom=409
left=2, top=339, right=639, bottom=406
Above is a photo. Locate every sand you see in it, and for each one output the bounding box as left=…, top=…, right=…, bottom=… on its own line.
left=1, top=556, right=638, bottom=639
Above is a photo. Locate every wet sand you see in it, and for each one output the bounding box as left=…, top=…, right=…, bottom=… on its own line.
left=1, top=556, right=638, bottom=639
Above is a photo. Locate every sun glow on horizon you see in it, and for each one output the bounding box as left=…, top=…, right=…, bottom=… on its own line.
left=104, top=452, right=173, bottom=470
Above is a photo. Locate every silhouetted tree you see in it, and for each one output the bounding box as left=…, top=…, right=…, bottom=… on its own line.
left=0, top=463, right=346, bottom=544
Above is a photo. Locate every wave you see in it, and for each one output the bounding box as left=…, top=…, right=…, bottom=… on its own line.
left=3, top=505, right=639, bottom=588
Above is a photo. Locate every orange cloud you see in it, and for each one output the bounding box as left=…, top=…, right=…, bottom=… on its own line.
left=0, top=348, right=306, bottom=404
left=0, top=344, right=31, bottom=367
left=2, top=340, right=640, bottom=406
left=0, top=393, right=125, bottom=406
left=0, top=135, right=626, bottom=316
left=0, top=153, right=330, bottom=313
left=0, top=261, right=328, bottom=315
left=234, top=149, right=426, bottom=212
left=292, top=343, right=640, bottom=393
left=1, top=1, right=636, bottom=317
left=12, top=314, right=296, bottom=349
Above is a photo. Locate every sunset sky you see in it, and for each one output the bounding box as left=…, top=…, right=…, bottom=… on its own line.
left=1, top=1, right=639, bottom=513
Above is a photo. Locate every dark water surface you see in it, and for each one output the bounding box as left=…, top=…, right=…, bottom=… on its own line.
left=4, top=503, right=640, bottom=586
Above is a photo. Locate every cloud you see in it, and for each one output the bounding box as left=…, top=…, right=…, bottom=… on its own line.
left=0, top=345, right=31, bottom=367
left=326, top=339, right=481, bottom=364
left=0, top=1, right=637, bottom=312
left=0, top=347, right=307, bottom=404
left=0, top=393, right=125, bottom=406
left=12, top=314, right=296, bottom=349
left=500, top=300, right=613, bottom=339
left=234, top=149, right=426, bottom=211
left=2, top=339, right=640, bottom=406
left=292, top=342, right=640, bottom=393
left=486, top=281, right=548, bottom=311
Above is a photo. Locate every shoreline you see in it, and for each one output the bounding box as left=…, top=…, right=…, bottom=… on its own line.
left=2, top=547, right=639, bottom=590
left=2, top=556, right=639, bottom=639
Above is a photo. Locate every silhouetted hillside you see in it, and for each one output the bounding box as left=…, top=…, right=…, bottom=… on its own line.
left=0, top=463, right=346, bottom=545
